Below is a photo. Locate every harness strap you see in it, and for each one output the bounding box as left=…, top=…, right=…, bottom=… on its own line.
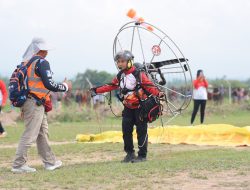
left=116, top=68, right=156, bottom=102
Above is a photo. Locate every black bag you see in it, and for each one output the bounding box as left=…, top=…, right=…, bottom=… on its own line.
left=139, top=95, right=162, bottom=123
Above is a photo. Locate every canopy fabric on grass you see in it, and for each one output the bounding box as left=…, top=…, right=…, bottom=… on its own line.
left=76, top=124, right=250, bottom=146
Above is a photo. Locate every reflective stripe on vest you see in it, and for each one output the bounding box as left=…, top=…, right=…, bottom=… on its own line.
left=29, top=87, right=50, bottom=93
left=27, top=58, right=50, bottom=100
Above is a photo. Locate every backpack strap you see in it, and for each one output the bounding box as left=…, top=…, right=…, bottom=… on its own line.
left=132, top=69, right=151, bottom=97
left=28, top=59, right=42, bottom=83
left=25, top=56, right=41, bottom=68
left=116, top=70, right=125, bottom=102
left=116, top=70, right=124, bottom=86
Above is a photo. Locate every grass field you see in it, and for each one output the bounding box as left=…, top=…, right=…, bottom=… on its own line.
left=0, top=102, right=250, bottom=190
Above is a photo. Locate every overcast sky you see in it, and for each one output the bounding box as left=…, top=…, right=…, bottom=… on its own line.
left=0, top=0, right=249, bottom=80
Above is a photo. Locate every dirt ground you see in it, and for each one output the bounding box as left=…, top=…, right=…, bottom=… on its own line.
left=2, top=157, right=249, bottom=190
left=142, top=171, right=250, bottom=190
left=1, top=142, right=249, bottom=190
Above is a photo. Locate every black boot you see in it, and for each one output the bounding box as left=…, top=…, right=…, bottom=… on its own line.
left=0, top=122, right=4, bottom=134
left=131, top=156, right=147, bottom=163
left=121, top=152, right=136, bottom=163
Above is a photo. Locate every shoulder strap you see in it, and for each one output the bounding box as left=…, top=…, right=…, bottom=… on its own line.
left=27, top=57, right=42, bottom=82
left=116, top=70, right=124, bottom=81
left=116, top=70, right=125, bottom=87
left=26, top=56, right=43, bottom=93
left=132, top=69, right=141, bottom=84
left=26, top=56, right=41, bottom=68
left=132, top=69, right=152, bottom=97
left=117, top=68, right=142, bottom=84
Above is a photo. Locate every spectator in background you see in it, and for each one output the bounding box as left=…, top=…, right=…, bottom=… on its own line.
left=75, top=88, right=83, bottom=107
left=169, top=86, right=177, bottom=101
left=82, top=90, right=88, bottom=107
left=191, top=70, right=208, bottom=125
left=213, top=87, right=220, bottom=105
left=63, top=82, right=73, bottom=106
left=243, top=90, right=249, bottom=102
left=218, top=85, right=225, bottom=105
left=236, top=87, right=244, bottom=104
left=239, top=88, right=245, bottom=103
left=0, top=79, right=8, bottom=137
left=50, top=92, right=59, bottom=110
left=232, top=88, right=238, bottom=103
left=85, top=90, right=92, bottom=110
left=207, top=84, right=213, bottom=101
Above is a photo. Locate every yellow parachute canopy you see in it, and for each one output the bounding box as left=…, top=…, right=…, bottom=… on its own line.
left=76, top=124, right=250, bottom=147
